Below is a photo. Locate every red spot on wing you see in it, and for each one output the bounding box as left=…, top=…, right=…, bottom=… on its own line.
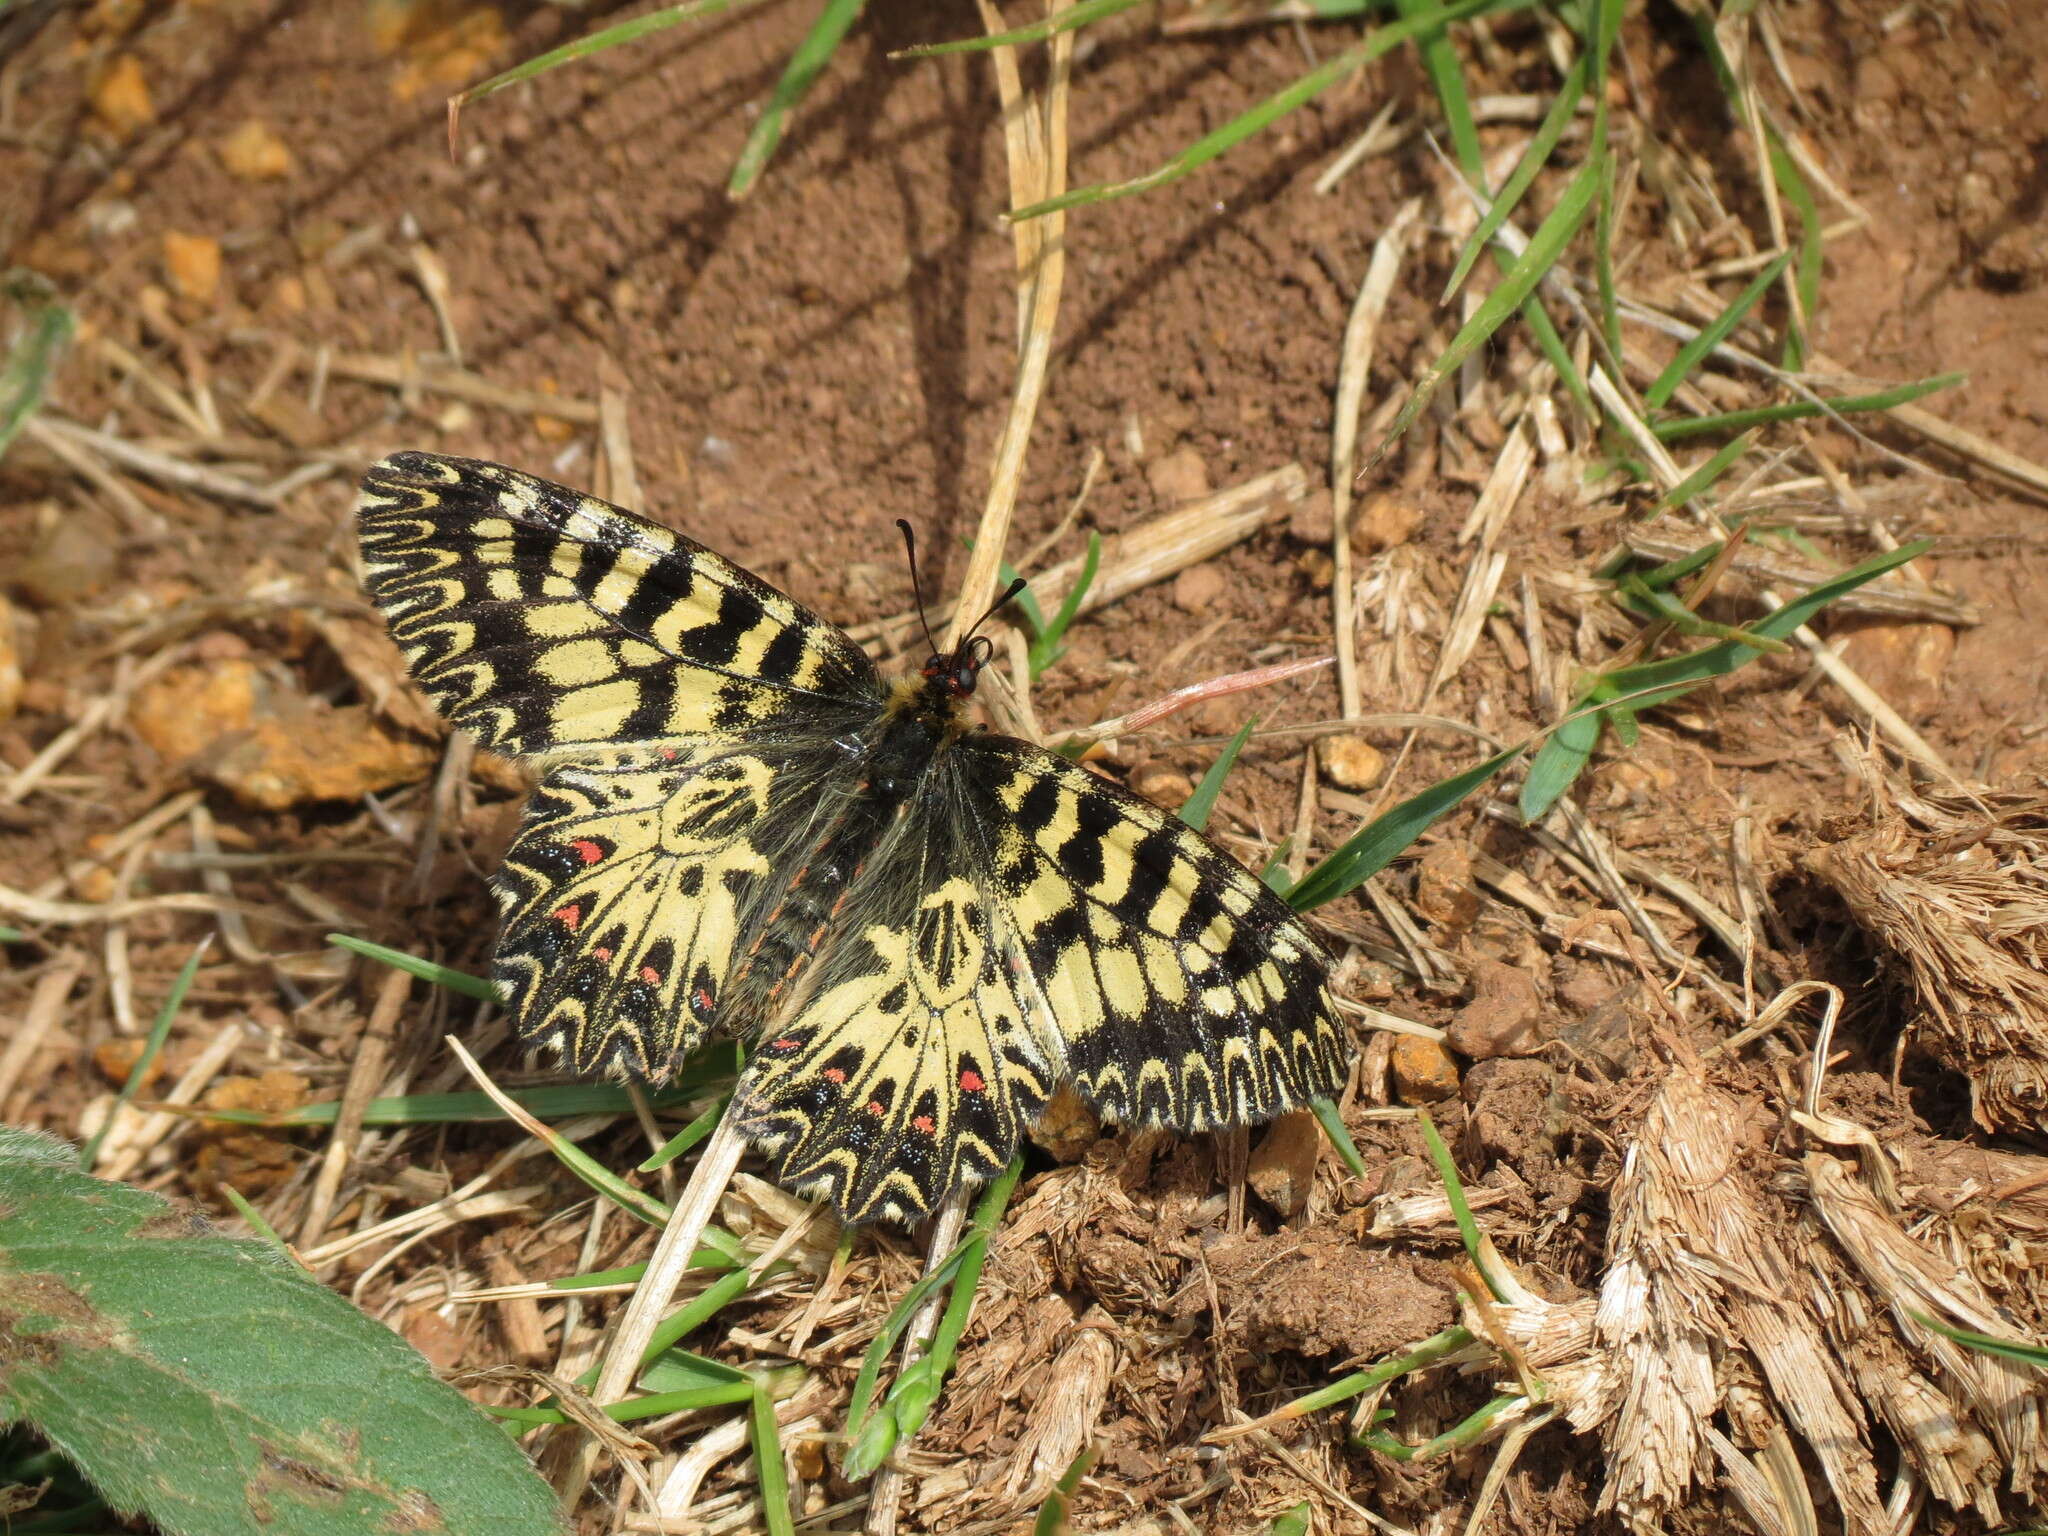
left=823, top=1068, right=847, bottom=1084
left=569, top=838, right=606, bottom=864
left=768, top=1036, right=800, bottom=1052
left=694, top=989, right=716, bottom=1014
left=593, top=946, right=613, bottom=962
left=640, top=966, right=661, bottom=985
left=551, top=904, right=582, bottom=931
left=658, top=747, right=681, bottom=761
left=865, top=1100, right=886, bottom=1116
left=912, top=1114, right=936, bottom=1135
left=959, top=1069, right=986, bottom=1093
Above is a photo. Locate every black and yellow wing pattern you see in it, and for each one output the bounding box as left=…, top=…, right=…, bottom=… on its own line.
left=358, top=451, right=1350, bottom=1222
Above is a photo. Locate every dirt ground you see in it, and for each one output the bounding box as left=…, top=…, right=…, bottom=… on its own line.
left=3, top=1, right=2048, bottom=1533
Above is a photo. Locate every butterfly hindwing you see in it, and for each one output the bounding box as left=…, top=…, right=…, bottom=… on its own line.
left=959, top=739, right=1349, bottom=1131
left=495, top=736, right=875, bottom=1078
left=357, top=452, right=880, bottom=757
left=734, top=851, right=1058, bottom=1223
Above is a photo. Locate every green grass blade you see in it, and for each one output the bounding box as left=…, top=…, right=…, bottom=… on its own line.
left=1415, top=1109, right=1502, bottom=1297
left=751, top=1384, right=796, bottom=1536
left=1766, top=127, right=1822, bottom=369
left=1029, top=531, right=1100, bottom=679
left=1266, top=1502, right=1314, bottom=1536
left=638, top=1092, right=732, bottom=1172
left=1586, top=0, right=1624, bottom=357
left=892, top=0, right=1140, bottom=56
left=1308, top=1095, right=1367, bottom=1179
left=449, top=1, right=766, bottom=115
left=883, top=1161, right=1020, bottom=1437
left=1518, top=706, right=1601, bottom=823
left=326, top=933, right=495, bottom=1000
left=80, top=939, right=208, bottom=1171
left=195, top=1050, right=742, bottom=1127
left=1374, top=155, right=1597, bottom=452
left=1442, top=56, right=1589, bottom=301
left=1650, top=373, right=1964, bottom=443
left=1178, top=714, right=1258, bottom=834
left=1008, top=0, right=1535, bottom=222
left=489, top=1380, right=753, bottom=1427
left=1255, top=1325, right=1473, bottom=1425
left=984, top=546, right=1050, bottom=637
left=1908, top=1310, right=2048, bottom=1368
left=1596, top=540, right=1930, bottom=711
left=843, top=1159, right=1021, bottom=1478
left=1284, top=745, right=1524, bottom=913
left=217, top=1184, right=289, bottom=1250
left=727, top=0, right=867, bottom=200
left=1031, top=1446, right=1097, bottom=1536
left=1643, top=429, right=1759, bottom=517
left=1644, top=252, right=1792, bottom=411
left=1398, top=0, right=1481, bottom=174
left=0, top=271, right=74, bottom=462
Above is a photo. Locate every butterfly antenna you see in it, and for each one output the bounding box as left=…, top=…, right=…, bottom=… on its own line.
left=961, top=575, right=1029, bottom=650
left=896, top=518, right=943, bottom=661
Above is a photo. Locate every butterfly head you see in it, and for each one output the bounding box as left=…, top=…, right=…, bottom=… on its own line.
left=920, top=636, right=993, bottom=699
left=895, top=518, right=1028, bottom=709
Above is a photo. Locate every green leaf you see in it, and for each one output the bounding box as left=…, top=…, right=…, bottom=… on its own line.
left=326, top=933, right=494, bottom=999
left=449, top=1, right=768, bottom=116
left=1374, top=147, right=1598, bottom=452
left=79, top=939, right=206, bottom=1172
left=0, top=1127, right=561, bottom=1535
left=728, top=0, right=867, bottom=200
left=1178, top=714, right=1258, bottom=834
left=1266, top=1502, right=1314, bottom=1536
left=1440, top=56, right=1589, bottom=301
left=1030, top=1446, right=1097, bottom=1536
left=891, top=0, right=1141, bottom=56
left=1029, top=531, right=1100, bottom=679
left=0, top=271, right=74, bottom=463
left=1308, top=1096, right=1367, bottom=1179
left=1644, top=253, right=1792, bottom=411
left=1649, top=374, right=1963, bottom=443
left=1008, top=0, right=1536, bottom=221
left=1643, top=429, right=1759, bottom=517
left=1284, top=745, right=1524, bottom=913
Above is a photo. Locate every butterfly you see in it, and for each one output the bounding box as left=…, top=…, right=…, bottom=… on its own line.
left=356, top=451, right=1351, bottom=1222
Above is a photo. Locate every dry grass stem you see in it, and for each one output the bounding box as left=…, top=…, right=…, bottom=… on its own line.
left=944, top=0, right=1073, bottom=652
left=1332, top=198, right=1422, bottom=718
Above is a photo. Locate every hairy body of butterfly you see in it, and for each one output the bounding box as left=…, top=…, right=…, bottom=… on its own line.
left=358, top=451, right=1351, bottom=1222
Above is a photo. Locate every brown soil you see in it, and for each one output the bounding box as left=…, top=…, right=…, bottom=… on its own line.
left=3, top=1, right=2047, bottom=1533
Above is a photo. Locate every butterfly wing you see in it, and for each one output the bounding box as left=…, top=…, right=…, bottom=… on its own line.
left=957, top=737, right=1349, bottom=1133
left=493, top=738, right=859, bottom=1078
left=357, top=451, right=881, bottom=758
left=732, top=810, right=1058, bottom=1223
left=356, top=452, right=881, bottom=1078
left=732, top=734, right=1349, bottom=1223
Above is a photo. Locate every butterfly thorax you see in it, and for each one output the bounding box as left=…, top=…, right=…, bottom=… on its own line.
left=717, top=648, right=984, bottom=1035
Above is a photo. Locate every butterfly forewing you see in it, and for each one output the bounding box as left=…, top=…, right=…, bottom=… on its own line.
left=357, top=452, right=880, bottom=757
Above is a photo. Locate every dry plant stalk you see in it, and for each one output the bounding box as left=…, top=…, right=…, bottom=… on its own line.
left=1453, top=1061, right=2048, bottom=1536
left=1804, top=770, right=2048, bottom=1131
